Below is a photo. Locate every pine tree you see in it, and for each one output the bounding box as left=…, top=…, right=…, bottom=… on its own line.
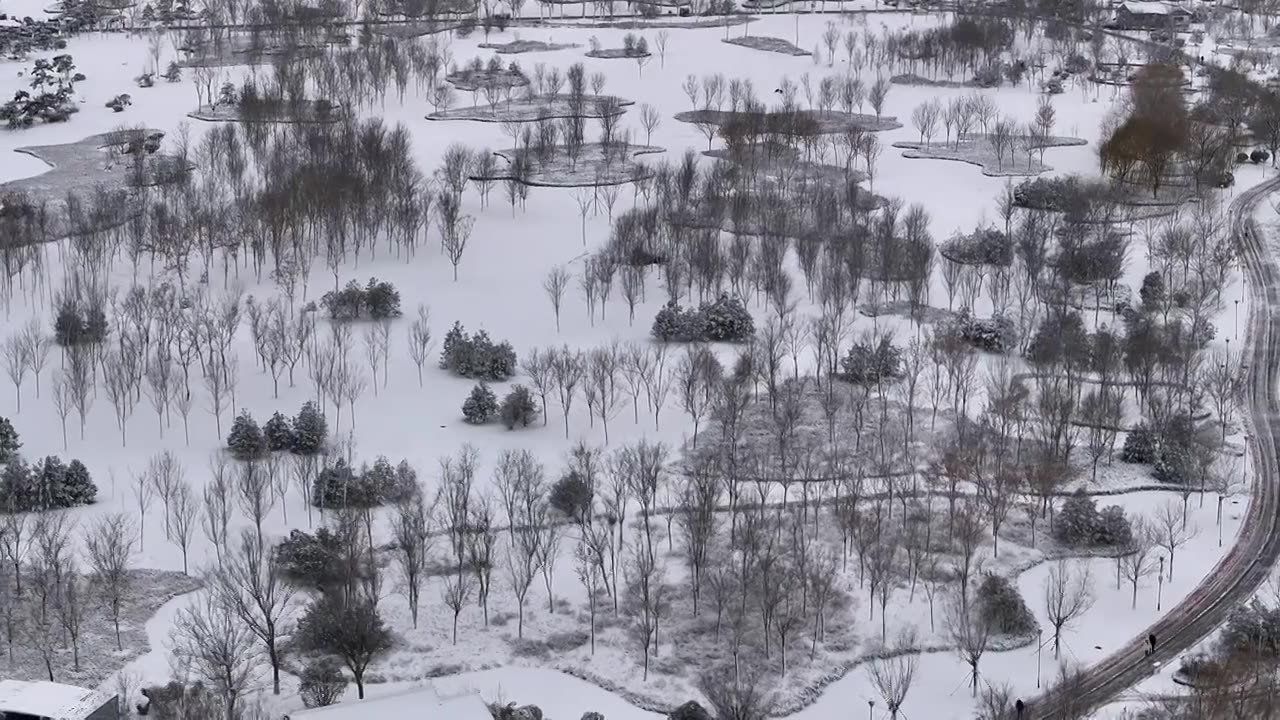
left=227, top=411, right=267, bottom=461
left=61, top=459, right=96, bottom=506
left=264, top=411, right=295, bottom=452
left=0, top=417, right=19, bottom=464
left=291, top=401, right=328, bottom=456
left=500, top=385, right=539, bottom=429
left=462, top=383, right=498, bottom=424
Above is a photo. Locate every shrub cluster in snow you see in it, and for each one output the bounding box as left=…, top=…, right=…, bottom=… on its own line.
left=440, top=322, right=517, bottom=381
left=1054, top=490, right=1134, bottom=547
left=226, top=401, right=328, bottom=460
left=650, top=294, right=754, bottom=343
left=320, top=277, right=403, bottom=320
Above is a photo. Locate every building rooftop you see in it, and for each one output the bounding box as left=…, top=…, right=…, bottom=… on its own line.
left=0, top=680, right=109, bottom=720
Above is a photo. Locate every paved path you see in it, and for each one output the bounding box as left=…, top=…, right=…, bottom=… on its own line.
left=1031, top=176, right=1280, bottom=718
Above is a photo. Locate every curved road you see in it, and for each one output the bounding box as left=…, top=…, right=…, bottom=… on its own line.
left=1030, top=175, right=1280, bottom=719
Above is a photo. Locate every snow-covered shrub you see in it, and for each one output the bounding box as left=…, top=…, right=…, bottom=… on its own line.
left=651, top=301, right=705, bottom=342
left=544, top=629, right=590, bottom=652
left=976, top=573, right=1037, bottom=636
left=299, top=658, right=348, bottom=708
left=264, top=411, right=294, bottom=452
left=1095, top=505, right=1134, bottom=546
left=227, top=410, right=268, bottom=460
left=440, top=323, right=518, bottom=381
left=1121, top=423, right=1158, bottom=464
left=463, top=382, right=498, bottom=424
left=274, top=528, right=346, bottom=590
left=1154, top=442, right=1194, bottom=485
left=702, top=294, right=754, bottom=342
left=140, top=682, right=222, bottom=720
left=1054, top=490, right=1097, bottom=546
left=499, top=384, right=539, bottom=429
left=839, top=336, right=903, bottom=384
left=52, top=297, right=108, bottom=347
left=955, top=311, right=1016, bottom=353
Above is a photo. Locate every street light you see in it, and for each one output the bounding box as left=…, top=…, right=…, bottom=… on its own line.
left=1235, top=298, right=1240, bottom=339
left=1036, top=628, right=1043, bottom=689
left=868, top=699, right=875, bottom=720
left=1157, top=555, right=1166, bottom=611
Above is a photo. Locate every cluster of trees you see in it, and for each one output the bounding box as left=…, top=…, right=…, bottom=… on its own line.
left=225, top=401, right=328, bottom=459
left=1, top=420, right=97, bottom=514
left=0, top=54, right=82, bottom=128
left=440, top=322, right=517, bottom=381
left=319, top=277, right=402, bottom=320
left=461, top=383, right=538, bottom=428
left=910, top=92, right=1059, bottom=171
left=311, top=456, right=417, bottom=509
left=651, top=294, right=755, bottom=343
left=1100, top=63, right=1235, bottom=196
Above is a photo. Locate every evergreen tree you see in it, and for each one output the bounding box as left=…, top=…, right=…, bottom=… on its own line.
left=0, top=417, right=19, bottom=464
left=0, top=459, right=32, bottom=511
left=500, top=385, right=539, bottom=429
left=264, top=411, right=295, bottom=452
left=227, top=410, right=267, bottom=461
left=462, top=383, right=498, bottom=424
left=61, top=458, right=96, bottom=506
left=292, top=401, right=328, bottom=456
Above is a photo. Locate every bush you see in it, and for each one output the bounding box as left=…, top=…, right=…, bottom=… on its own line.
left=141, top=682, right=221, bottom=720
left=52, top=297, right=108, bottom=347
left=320, top=277, right=402, bottom=320
left=1120, top=423, right=1158, bottom=464
left=264, top=411, right=294, bottom=452
left=440, top=323, right=517, bottom=381
left=463, top=383, right=498, bottom=424
left=1095, top=505, right=1134, bottom=546
left=226, top=410, right=267, bottom=461
left=976, top=573, right=1037, bottom=636
left=839, top=336, right=903, bottom=383
left=499, top=385, right=538, bottom=429
left=274, top=528, right=347, bottom=590
left=1054, top=489, right=1132, bottom=547
left=702, top=294, right=754, bottom=342
left=291, top=401, right=328, bottom=455
left=299, top=658, right=348, bottom=708
left=1237, top=151, right=1250, bottom=163
left=954, top=311, right=1016, bottom=353
left=549, top=471, right=593, bottom=522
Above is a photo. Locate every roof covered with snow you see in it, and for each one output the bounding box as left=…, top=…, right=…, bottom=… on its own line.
left=1118, top=1, right=1191, bottom=14
left=0, top=680, right=110, bottom=720
left=285, top=683, right=492, bottom=720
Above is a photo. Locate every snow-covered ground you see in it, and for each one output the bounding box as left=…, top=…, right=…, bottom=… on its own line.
left=0, top=6, right=1267, bottom=719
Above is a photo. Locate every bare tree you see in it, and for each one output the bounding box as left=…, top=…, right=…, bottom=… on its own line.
left=171, top=591, right=261, bottom=720
left=169, top=480, right=199, bottom=574
left=132, top=469, right=154, bottom=550
left=50, top=372, right=72, bottom=450
left=698, top=663, right=776, bottom=720
left=238, top=461, right=275, bottom=548
left=866, top=628, right=919, bottom=720
left=67, top=346, right=94, bottom=439
left=1154, top=499, right=1198, bottom=580
left=1043, top=559, right=1094, bottom=659
left=212, top=529, right=295, bottom=695
left=3, top=333, right=30, bottom=412
left=391, top=491, right=432, bottom=628
left=552, top=347, right=585, bottom=438
left=56, top=561, right=87, bottom=670
left=1120, top=519, right=1156, bottom=608
left=85, top=513, right=135, bottom=650
left=441, top=570, right=472, bottom=645
left=406, top=304, right=435, bottom=387
left=505, top=528, right=540, bottom=639
left=544, top=265, right=571, bottom=332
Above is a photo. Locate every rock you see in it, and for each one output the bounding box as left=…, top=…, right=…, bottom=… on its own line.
left=581, top=713, right=605, bottom=720
left=668, top=701, right=712, bottom=720
left=514, top=705, right=544, bottom=720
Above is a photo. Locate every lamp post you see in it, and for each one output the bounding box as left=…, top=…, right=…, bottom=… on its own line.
left=868, top=699, right=875, bottom=720
left=1036, top=628, right=1043, bottom=688
left=1157, top=555, right=1166, bottom=611
left=1235, top=298, right=1240, bottom=339
left=1218, top=493, right=1225, bottom=546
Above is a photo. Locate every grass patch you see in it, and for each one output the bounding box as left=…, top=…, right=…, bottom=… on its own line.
left=892, top=134, right=1087, bottom=177
left=722, top=35, right=810, bottom=56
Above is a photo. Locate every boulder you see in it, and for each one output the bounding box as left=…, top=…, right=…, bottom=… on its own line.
left=514, top=705, right=544, bottom=720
